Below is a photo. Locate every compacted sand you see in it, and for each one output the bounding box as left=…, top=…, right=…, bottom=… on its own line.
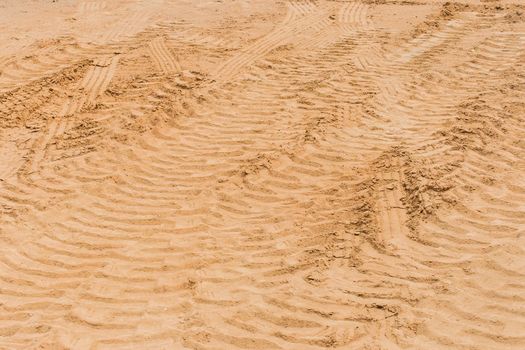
left=1, top=0, right=525, bottom=349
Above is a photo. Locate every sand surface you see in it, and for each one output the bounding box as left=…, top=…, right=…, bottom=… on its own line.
left=1, top=0, right=525, bottom=349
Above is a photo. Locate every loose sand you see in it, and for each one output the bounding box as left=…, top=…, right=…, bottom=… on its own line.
left=1, top=0, right=525, bottom=349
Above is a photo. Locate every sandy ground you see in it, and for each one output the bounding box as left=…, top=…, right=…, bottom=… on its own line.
left=0, top=0, right=525, bottom=349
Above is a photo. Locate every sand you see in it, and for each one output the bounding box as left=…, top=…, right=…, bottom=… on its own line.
left=1, top=0, right=525, bottom=349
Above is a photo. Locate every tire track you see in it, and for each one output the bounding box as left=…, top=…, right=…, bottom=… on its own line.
left=212, top=2, right=332, bottom=82
left=148, top=37, right=181, bottom=74
left=77, top=1, right=106, bottom=16
left=338, top=1, right=372, bottom=33
left=29, top=55, right=119, bottom=173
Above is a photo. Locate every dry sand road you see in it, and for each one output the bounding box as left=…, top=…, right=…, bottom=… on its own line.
left=1, top=0, right=525, bottom=349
